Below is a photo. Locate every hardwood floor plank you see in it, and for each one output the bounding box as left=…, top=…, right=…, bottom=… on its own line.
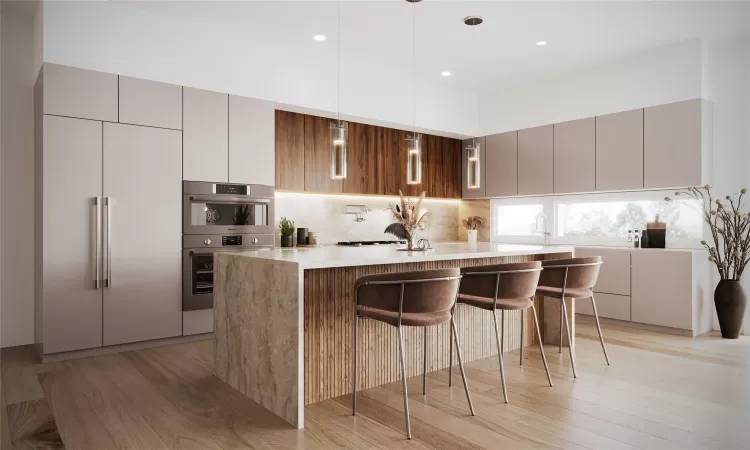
left=1, top=367, right=45, bottom=406
left=6, top=398, right=64, bottom=449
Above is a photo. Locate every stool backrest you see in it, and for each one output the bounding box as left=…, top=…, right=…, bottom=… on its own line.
left=539, top=257, right=602, bottom=290
left=460, top=261, right=542, bottom=300
left=355, top=268, right=461, bottom=315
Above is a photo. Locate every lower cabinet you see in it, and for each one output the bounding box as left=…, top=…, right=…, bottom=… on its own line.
left=183, top=310, right=214, bottom=336
left=577, top=292, right=631, bottom=321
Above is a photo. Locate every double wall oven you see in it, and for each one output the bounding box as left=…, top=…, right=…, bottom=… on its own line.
left=182, top=181, right=274, bottom=311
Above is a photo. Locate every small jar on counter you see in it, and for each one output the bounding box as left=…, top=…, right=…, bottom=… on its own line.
left=307, top=232, right=318, bottom=246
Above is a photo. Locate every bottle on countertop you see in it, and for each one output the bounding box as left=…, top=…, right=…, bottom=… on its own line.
left=634, top=229, right=640, bottom=248
left=641, top=229, right=650, bottom=248
left=627, top=230, right=633, bottom=246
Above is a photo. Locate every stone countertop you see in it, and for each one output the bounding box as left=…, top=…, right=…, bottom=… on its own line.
left=218, top=242, right=575, bottom=269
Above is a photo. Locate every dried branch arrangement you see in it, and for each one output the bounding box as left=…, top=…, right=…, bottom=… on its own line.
left=667, top=185, right=750, bottom=280
left=462, top=216, right=483, bottom=230
left=384, top=190, right=431, bottom=250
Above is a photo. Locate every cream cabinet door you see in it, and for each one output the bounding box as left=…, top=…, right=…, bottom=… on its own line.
left=644, top=99, right=703, bottom=189
left=596, top=109, right=644, bottom=191
left=42, top=115, right=103, bottom=354
left=183, top=87, right=229, bottom=182
left=102, top=123, right=183, bottom=346
left=631, top=251, right=693, bottom=330
left=576, top=293, right=631, bottom=321
left=518, top=125, right=553, bottom=196
left=485, top=131, right=517, bottom=197
left=575, top=247, right=631, bottom=295
left=229, top=95, right=275, bottom=186
left=554, top=118, right=595, bottom=194
left=119, top=76, right=182, bottom=130
left=461, top=137, right=486, bottom=199
left=43, top=63, right=118, bottom=122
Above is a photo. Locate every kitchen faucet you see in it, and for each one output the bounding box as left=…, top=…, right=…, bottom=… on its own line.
left=535, top=211, right=551, bottom=245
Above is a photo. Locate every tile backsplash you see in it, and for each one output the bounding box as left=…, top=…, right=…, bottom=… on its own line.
left=275, top=192, right=460, bottom=245
left=459, top=199, right=492, bottom=242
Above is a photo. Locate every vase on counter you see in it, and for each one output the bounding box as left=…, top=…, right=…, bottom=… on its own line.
left=714, top=280, right=746, bottom=339
left=467, top=229, right=478, bottom=244
left=280, top=235, right=294, bottom=248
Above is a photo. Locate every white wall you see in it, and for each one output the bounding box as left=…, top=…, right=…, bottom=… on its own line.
left=1, top=8, right=37, bottom=347
left=42, top=1, right=476, bottom=138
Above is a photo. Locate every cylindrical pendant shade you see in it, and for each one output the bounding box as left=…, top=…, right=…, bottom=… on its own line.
left=406, top=133, right=421, bottom=185
left=466, top=142, right=481, bottom=189
left=330, top=121, right=348, bottom=179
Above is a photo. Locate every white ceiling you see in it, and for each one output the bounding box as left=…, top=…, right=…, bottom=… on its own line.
left=128, top=0, right=750, bottom=91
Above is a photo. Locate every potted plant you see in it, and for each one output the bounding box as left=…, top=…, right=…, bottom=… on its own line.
left=668, top=186, right=750, bottom=338
left=462, top=216, right=483, bottom=244
left=384, top=190, right=431, bottom=251
left=279, top=217, right=295, bottom=248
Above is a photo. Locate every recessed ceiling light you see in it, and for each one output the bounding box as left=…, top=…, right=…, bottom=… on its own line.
left=313, top=35, right=326, bottom=42
left=536, top=40, right=548, bottom=46
left=441, top=71, right=452, bottom=77
left=464, top=16, right=483, bottom=26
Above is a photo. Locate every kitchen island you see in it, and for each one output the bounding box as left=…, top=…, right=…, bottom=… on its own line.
left=213, top=243, right=573, bottom=428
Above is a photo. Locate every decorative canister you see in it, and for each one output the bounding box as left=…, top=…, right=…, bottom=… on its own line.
left=307, top=232, right=318, bottom=246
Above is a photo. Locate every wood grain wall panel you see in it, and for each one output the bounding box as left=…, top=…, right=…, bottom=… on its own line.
left=274, top=110, right=305, bottom=191
left=381, top=127, right=408, bottom=197
left=304, top=115, right=343, bottom=193
left=343, top=122, right=380, bottom=195
left=302, top=252, right=571, bottom=405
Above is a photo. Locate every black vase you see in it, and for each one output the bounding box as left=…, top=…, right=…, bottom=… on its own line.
left=280, top=235, right=294, bottom=248
left=714, top=280, right=747, bottom=339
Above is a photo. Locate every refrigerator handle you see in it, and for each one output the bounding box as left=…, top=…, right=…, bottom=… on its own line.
left=106, top=197, right=112, bottom=288
left=94, top=197, right=101, bottom=289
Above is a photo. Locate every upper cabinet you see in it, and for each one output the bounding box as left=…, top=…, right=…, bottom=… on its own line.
left=304, top=115, right=343, bottom=193
left=229, top=95, right=275, bottom=186
left=461, top=136, right=486, bottom=199
left=644, top=99, right=705, bottom=189
left=485, top=131, right=518, bottom=197
left=518, top=125, right=554, bottom=196
left=344, top=122, right=381, bottom=195
left=43, top=63, right=118, bottom=122
left=118, top=76, right=182, bottom=130
left=275, top=110, right=306, bottom=191
left=554, top=118, right=595, bottom=194
left=596, top=108, right=644, bottom=191
left=183, top=88, right=229, bottom=182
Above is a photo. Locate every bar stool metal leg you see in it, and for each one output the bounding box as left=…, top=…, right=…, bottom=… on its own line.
left=559, top=305, right=564, bottom=353
left=531, top=300, right=553, bottom=387
left=423, top=327, right=428, bottom=394
left=492, top=310, right=509, bottom=403
left=561, top=299, right=577, bottom=378
left=397, top=325, right=412, bottom=439
left=590, top=294, right=611, bottom=365
left=520, top=309, right=525, bottom=366
left=352, top=315, right=358, bottom=415
left=451, top=314, right=476, bottom=416
left=500, top=310, right=505, bottom=354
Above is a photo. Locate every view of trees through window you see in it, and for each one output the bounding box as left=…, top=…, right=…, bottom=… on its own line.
left=557, top=199, right=702, bottom=238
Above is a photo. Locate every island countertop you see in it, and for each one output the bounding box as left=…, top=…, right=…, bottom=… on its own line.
left=220, top=242, right=575, bottom=269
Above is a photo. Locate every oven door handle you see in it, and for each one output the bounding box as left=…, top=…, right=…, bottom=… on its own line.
left=189, top=195, right=271, bottom=204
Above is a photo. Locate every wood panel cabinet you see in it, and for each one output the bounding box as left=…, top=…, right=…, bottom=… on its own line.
left=518, top=125, right=554, bottom=196
left=344, top=121, right=380, bottom=195
left=275, top=110, right=305, bottom=191
left=426, top=135, right=461, bottom=199
left=461, top=136, right=486, bottom=199
left=485, top=131, right=518, bottom=197
left=554, top=118, right=595, bottom=194
left=118, top=76, right=182, bottom=130
left=384, top=128, right=410, bottom=196
left=596, top=109, right=644, bottom=191
left=644, top=99, right=703, bottom=189
left=304, top=115, right=343, bottom=193
left=183, top=87, right=229, bottom=182
left=102, top=123, right=183, bottom=346
left=43, top=63, right=118, bottom=122
left=229, top=95, right=275, bottom=186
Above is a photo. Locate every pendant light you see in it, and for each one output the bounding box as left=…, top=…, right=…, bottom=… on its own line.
left=406, top=1, right=422, bottom=185
left=330, top=0, right=347, bottom=179
left=465, top=16, right=482, bottom=190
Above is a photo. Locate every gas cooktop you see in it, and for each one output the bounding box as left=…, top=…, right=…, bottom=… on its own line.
left=337, top=240, right=407, bottom=246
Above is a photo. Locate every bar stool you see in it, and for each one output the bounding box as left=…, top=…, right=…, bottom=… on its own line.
left=352, top=268, right=475, bottom=440
left=535, top=256, right=610, bottom=378
left=448, top=261, right=553, bottom=404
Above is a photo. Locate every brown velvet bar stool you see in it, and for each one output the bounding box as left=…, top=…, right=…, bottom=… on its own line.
left=449, top=261, right=553, bottom=404
left=352, top=268, right=475, bottom=440
left=535, top=256, right=610, bottom=378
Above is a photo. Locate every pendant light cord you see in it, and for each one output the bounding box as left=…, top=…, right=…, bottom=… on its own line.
left=473, top=20, right=478, bottom=148
left=337, top=0, right=341, bottom=125
left=412, top=3, right=416, bottom=139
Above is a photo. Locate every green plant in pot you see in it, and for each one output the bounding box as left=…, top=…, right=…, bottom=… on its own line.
left=279, top=217, right=295, bottom=248
left=667, top=186, right=750, bottom=338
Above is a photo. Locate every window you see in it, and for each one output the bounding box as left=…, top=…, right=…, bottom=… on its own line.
left=495, top=204, right=544, bottom=235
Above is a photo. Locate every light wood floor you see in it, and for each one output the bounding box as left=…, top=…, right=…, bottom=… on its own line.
left=2, top=317, right=749, bottom=449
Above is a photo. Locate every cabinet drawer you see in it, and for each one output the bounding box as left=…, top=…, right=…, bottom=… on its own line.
left=577, top=293, right=631, bottom=321
left=575, top=248, right=631, bottom=295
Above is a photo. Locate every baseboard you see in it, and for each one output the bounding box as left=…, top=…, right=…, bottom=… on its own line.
left=41, top=333, right=213, bottom=363
left=575, top=314, right=695, bottom=337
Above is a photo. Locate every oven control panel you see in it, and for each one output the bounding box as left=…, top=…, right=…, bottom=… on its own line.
left=215, top=184, right=247, bottom=195
left=222, top=235, right=242, bottom=246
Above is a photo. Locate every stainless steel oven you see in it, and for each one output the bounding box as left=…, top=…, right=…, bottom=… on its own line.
left=182, top=233, right=274, bottom=311
left=183, top=181, right=274, bottom=235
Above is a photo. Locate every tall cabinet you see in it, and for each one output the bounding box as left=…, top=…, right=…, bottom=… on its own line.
left=36, top=64, right=183, bottom=355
